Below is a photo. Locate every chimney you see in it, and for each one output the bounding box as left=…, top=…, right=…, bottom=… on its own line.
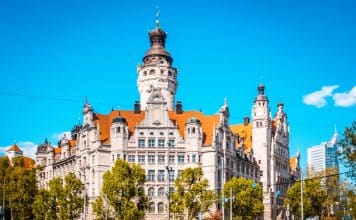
left=176, top=100, right=183, bottom=114
left=243, top=116, right=250, bottom=126
left=134, top=101, right=141, bottom=114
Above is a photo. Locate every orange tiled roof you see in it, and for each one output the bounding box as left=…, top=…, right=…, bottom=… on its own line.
left=94, top=110, right=220, bottom=146
left=54, top=147, right=61, bottom=154
left=272, top=119, right=278, bottom=136
left=95, top=110, right=146, bottom=144
left=290, top=157, right=297, bottom=171
left=168, top=111, right=220, bottom=146
left=23, top=156, right=35, bottom=168
left=69, top=140, right=76, bottom=147
left=7, top=144, right=23, bottom=153
left=230, top=123, right=252, bottom=153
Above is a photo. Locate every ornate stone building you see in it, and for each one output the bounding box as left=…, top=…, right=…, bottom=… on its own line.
left=36, top=19, right=299, bottom=220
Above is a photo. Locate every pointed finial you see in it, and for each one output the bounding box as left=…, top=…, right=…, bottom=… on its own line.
left=334, top=123, right=337, bottom=134
left=224, top=97, right=228, bottom=106
left=155, top=6, right=160, bottom=28
left=84, top=96, right=88, bottom=105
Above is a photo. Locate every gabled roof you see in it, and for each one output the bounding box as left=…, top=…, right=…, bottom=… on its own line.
left=290, top=157, right=299, bottom=172
left=168, top=111, right=220, bottom=146
left=230, top=123, right=252, bottom=154
left=95, top=110, right=146, bottom=144
left=93, top=110, right=220, bottom=146
left=7, top=144, right=23, bottom=153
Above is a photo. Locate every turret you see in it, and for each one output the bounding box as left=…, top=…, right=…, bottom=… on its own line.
left=83, top=98, right=95, bottom=127
left=185, top=117, right=203, bottom=151
left=137, top=18, right=178, bottom=111
left=110, top=113, right=129, bottom=161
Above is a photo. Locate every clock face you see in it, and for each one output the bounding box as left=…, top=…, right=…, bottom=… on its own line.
left=42, top=147, right=46, bottom=151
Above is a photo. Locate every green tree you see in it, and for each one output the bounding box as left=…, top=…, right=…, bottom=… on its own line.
left=284, top=178, right=327, bottom=219
left=32, top=189, right=51, bottom=220
left=61, top=173, right=84, bottom=219
left=8, top=156, right=37, bottom=220
left=223, top=177, right=263, bottom=220
left=338, top=121, right=356, bottom=181
left=93, top=159, right=148, bottom=220
left=170, top=167, right=215, bottom=220
left=32, top=173, right=84, bottom=220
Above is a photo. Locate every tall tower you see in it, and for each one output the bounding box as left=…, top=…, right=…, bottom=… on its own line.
left=137, top=18, right=178, bottom=111
left=251, top=84, right=273, bottom=219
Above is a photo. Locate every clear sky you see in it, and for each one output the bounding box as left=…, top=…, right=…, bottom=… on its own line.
left=0, top=0, right=355, bottom=169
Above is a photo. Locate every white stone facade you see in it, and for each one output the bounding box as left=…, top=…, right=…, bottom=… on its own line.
left=35, top=21, right=299, bottom=220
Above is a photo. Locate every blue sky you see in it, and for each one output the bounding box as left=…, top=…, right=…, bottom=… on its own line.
left=0, top=0, right=355, bottom=170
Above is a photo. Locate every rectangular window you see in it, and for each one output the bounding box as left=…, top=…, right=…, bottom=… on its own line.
left=158, top=155, right=165, bottom=164
left=138, top=139, right=145, bottom=148
left=178, top=155, right=185, bottom=164
left=192, top=155, right=196, bottom=163
left=158, top=139, right=165, bottom=148
left=138, top=155, right=145, bottom=163
left=168, top=139, right=175, bottom=148
left=148, top=139, right=155, bottom=148
left=158, top=170, right=165, bottom=182
left=169, top=155, right=175, bottom=164
left=148, top=155, right=155, bottom=164
left=147, top=170, right=155, bottom=181
left=128, top=155, right=135, bottom=163
left=169, top=170, right=175, bottom=181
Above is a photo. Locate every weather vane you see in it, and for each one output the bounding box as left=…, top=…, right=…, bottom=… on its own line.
left=155, top=6, right=160, bottom=28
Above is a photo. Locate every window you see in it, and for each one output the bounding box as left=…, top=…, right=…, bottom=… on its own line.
left=158, top=170, right=165, bottom=182
left=148, top=155, right=155, bottom=164
left=128, top=155, right=135, bottom=163
left=148, top=187, right=155, bottom=197
left=117, top=127, right=121, bottom=133
left=169, top=155, right=175, bottom=164
left=158, top=139, right=165, bottom=148
left=178, top=155, right=184, bottom=164
left=158, top=187, right=165, bottom=197
left=138, top=139, right=145, bottom=148
left=147, top=170, right=155, bottom=181
left=158, top=155, right=165, bottom=164
left=148, top=139, right=155, bottom=147
left=149, top=202, right=155, bottom=213
left=138, top=155, right=145, bottom=163
left=169, top=170, right=175, bottom=181
left=192, top=155, right=196, bottom=163
left=168, top=139, right=175, bottom=148
left=92, top=155, right=95, bottom=163
left=159, top=132, right=164, bottom=135
left=158, top=202, right=165, bottom=213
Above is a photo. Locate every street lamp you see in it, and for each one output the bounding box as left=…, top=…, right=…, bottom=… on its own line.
left=166, top=165, right=173, bottom=220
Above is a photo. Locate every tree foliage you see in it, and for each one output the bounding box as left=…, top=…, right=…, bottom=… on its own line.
left=223, top=177, right=263, bottom=220
left=92, top=159, right=148, bottom=220
left=0, top=156, right=37, bottom=220
left=284, top=178, right=327, bottom=218
left=170, top=167, right=215, bottom=220
left=338, top=121, right=356, bottom=180
left=32, top=172, right=84, bottom=220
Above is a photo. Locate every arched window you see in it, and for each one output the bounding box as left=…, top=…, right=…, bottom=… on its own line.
left=158, top=202, right=165, bottom=213
left=158, top=187, right=165, bottom=197
left=148, top=187, right=155, bottom=197
left=149, top=202, right=155, bottom=213
left=149, top=69, right=155, bottom=75
left=192, top=127, right=196, bottom=134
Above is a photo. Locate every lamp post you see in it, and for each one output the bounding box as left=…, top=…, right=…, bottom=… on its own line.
left=2, top=178, right=5, bottom=220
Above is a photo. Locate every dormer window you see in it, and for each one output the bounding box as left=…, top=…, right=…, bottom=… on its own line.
left=117, top=127, right=121, bottom=133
